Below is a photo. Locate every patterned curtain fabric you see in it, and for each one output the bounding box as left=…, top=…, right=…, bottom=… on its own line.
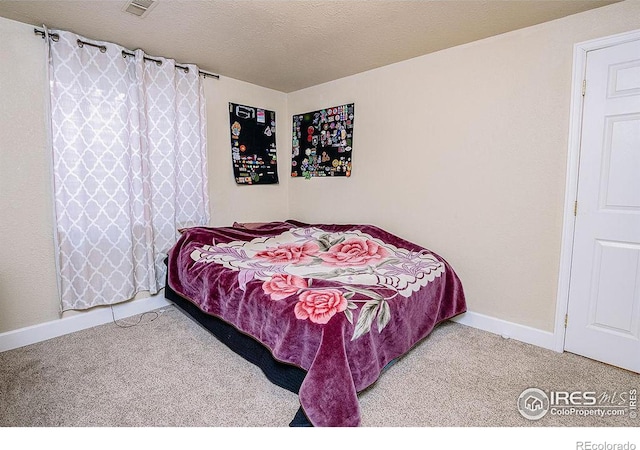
left=46, top=30, right=209, bottom=311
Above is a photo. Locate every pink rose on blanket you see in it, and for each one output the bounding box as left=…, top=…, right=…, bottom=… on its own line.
left=319, top=238, right=389, bottom=266
left=262, top=274, right=308, bottom=301
left=255, top=241, right=320, bottom=264
left=294, top=290, right=347, bottom=324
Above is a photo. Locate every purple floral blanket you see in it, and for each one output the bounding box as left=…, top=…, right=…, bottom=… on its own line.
left=167, top=220, right=466, bottom=426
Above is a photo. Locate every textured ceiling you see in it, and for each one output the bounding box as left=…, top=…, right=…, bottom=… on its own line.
left=0, top=0, right=621, bottom=92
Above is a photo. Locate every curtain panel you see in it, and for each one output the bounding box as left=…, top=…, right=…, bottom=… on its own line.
left=46, top=29, right=209, bottom=311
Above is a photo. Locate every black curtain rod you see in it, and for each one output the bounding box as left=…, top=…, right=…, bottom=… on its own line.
left=34, top=28, right=219, bottom=80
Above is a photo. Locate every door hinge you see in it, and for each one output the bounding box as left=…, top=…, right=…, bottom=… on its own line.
left=565, top=314, right=568, bottom=328
left=582, top=79, right=586, bottom=96
left=574, top=200, right=578, bottom=216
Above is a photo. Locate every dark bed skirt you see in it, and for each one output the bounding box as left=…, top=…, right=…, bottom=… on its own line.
left=163, top=279, right=312, bottom=426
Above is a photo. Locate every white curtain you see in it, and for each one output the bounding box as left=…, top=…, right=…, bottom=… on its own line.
left=46, top=29, right=209, bottom=311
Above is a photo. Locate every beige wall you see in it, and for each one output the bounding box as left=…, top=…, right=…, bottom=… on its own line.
left=2, top=1, right=640, bottom=336
left=0, top=18, right=60, bottom=331
left=0, top=16, right=288, bottom=333
left=205, top=77, right=289, bottom=227
left=286, top=0, right=640, bottom=332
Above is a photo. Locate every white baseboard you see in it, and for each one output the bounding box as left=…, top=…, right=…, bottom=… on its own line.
left=1, top=300, right=558, bottom=355
left=451, top=310, right=557, bottom=351
left=0, top=294, right=171, bottom=353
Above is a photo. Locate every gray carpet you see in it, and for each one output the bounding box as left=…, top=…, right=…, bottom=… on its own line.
left=0, top=305, right=637, bottom=427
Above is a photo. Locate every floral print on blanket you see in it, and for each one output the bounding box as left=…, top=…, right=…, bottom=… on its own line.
left=189, top=227, right=444, bottom=339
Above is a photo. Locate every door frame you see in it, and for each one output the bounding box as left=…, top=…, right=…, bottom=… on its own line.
left=554, top=28, right=640, bottom=353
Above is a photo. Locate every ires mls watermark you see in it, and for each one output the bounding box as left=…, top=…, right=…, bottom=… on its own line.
left=517, top=387, right=637, bottom=420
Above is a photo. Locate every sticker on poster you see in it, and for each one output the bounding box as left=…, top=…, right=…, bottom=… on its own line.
left=291, top=103, right=353, bottom=178
left=229, top=102, right=278, bottom=185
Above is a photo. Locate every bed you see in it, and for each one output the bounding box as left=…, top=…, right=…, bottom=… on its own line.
left=165, top=220, right=466, bottom=426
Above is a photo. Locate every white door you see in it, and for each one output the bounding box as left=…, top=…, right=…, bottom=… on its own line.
left=564, top=38, right=640, bottom=374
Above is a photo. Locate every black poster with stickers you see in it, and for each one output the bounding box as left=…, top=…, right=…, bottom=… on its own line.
left=229, top=102, right=278, bottom=185
left=291, top=103, right=354, bottom=178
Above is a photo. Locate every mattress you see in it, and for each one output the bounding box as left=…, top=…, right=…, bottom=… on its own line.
left=165, top=220, right=467, bottom=426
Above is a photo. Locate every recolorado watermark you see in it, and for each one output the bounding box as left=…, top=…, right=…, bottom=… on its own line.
left=576, top=442, right=636, bottom=450
left=517, top=387, right=637, bottom=421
